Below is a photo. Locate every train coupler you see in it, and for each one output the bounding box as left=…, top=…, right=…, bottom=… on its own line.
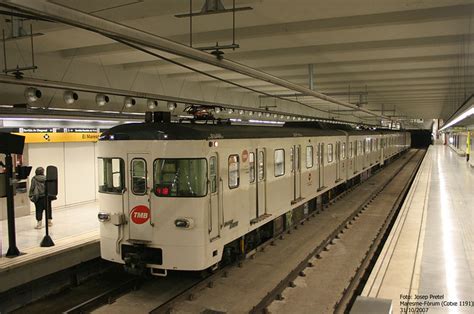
left=123, top=253, right=146, bottom=276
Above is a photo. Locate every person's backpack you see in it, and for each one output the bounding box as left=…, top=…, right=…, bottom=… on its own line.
left=29, top=177, right=45, bottom=203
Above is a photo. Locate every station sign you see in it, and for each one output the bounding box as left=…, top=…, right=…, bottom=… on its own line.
left=11, top=128, right=101, bottom=143
left=14, top=132, right=100, bottom=143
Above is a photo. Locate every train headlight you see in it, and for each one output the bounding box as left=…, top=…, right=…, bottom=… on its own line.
left=174, top=218, right=194, bottom=229
left=98, top=212, right=110, bottom=222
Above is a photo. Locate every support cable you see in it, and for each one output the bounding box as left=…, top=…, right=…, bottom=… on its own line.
left=110, top=36, right=332, bottom=115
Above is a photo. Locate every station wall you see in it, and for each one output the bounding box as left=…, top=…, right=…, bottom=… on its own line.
left=27, top=142, right=97, bottom=210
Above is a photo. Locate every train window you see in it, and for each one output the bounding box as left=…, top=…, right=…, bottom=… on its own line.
left=249, top=153, right=255, bottom=183
left=131, top=158, right=147, bottom=195
left=327, top=144, right=334, bottom=163
left=358, top=141, right=362, bottom=156
left=274, top=149, right=285, bottom=177
left=210, top=156, right=217, bottom=193
left=98, top=158, right=125, bottom=194
left=306, top=146, right=313, bottom=168
left=258, top=151, right=265, bottom=180
left=154, top=158, right=207, bottom=197
left=342, top=143, right=346, bottom=160
left=228, top=155, right=240, bottom=189
left=349, top=142, right=353, bottom=158
left=316, top=145, right=320, bottom=167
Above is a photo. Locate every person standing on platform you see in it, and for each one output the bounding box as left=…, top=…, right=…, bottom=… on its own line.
left=467, top=131, right=470, bottom=162
left=29, top=167, right=52, bottom=229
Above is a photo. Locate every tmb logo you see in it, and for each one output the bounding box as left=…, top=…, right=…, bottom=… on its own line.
left=130, top=205, right=151, bottom=224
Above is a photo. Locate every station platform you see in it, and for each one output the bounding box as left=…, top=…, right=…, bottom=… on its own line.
left=358, top=145, right=474, bottom=313
left=0, top=202, right=100, bottom=294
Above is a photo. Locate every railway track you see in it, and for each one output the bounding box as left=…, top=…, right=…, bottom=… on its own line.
left=63, top=277, right=143, bottom=314
left=50, top=150, right=422, bottom=314
left=144, top=149, right=424, bottom=314
left=265, top=149, right=425, bottom=313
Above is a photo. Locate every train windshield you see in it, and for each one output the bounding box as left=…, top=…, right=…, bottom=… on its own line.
left=154, top=158, right=207, bottom=197
left=98, top=158, right=125, bottom=194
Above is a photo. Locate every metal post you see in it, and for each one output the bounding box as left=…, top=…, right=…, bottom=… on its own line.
left=30, top=23, right=35, bottom=72
left=232, top=0, right=236, bottom=49
left=189, top=0, right=192, bottom=47
left=308, top=64, right=314, bottom=91
left=40, top=178, right=54, bottom=247
left=5, top=153, right=20, bottom=257
left=0, top=0, right=389, bottom=119
left=2, top=29, right=7, bottom=73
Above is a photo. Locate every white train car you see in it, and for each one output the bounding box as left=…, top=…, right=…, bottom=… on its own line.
left=97, top=119, right=410, bottom=276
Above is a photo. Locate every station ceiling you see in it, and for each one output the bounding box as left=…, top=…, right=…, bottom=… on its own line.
left=1, top=0, right=473, bottom=123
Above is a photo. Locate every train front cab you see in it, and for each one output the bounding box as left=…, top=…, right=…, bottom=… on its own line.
left=98, top=140, right=220, bottom=276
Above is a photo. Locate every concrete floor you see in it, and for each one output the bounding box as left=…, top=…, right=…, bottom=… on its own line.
left=363, top=145, right=474, bottom=313
left=1, top=202, right=98, bottom=256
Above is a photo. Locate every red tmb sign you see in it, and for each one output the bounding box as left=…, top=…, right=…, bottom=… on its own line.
left=130, top=205, right=151, bottom=224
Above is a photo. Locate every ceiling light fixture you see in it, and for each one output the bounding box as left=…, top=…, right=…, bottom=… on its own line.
left=63, top=90, right=78, bottom=105
left=440, top=106, right=474, bottom=131
left=167, top=102, right=177, bottom=111
left=24, top=87, right=42, bottom=102
left=95, top=94, right=110, bottom=106
left=147, top=99, right=158, bottom=110
left=124, top=97, right=136, bottom=108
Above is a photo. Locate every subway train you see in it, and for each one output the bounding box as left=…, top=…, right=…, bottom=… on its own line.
left=97, top=116, right=410, bottom=276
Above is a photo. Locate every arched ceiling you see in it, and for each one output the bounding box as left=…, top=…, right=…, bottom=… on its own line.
left=1, top=0, right=473, bottom=124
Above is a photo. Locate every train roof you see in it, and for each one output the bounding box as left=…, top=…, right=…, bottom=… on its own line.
left=100, top=122, right=403, bottom=141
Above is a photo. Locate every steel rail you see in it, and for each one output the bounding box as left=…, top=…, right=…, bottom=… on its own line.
left=63, top=277, right=143, bottom=314
left=249, top=149, right=421, bottom=313
left=110, top=36, right=332, bottom=116
left=0, top=0, right=389, bottom=120
left=147, top=150, right=416, bottom=314
left=0, top=74, right=246, bottom=110
left=335, top=149, right=425, bottom=313
left=0, top=74, right=372, bottom=125
left=0, top=106, right=144, bottom=121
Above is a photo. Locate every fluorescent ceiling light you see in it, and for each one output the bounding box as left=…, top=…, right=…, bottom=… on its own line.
left=249, top=119, right=285, bottom=125
left=2, top=117, right=121, bottom=124
left=440, top=106, right=474, bottom=131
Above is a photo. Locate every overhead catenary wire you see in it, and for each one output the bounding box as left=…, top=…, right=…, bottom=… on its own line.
left=110, top=36, right=333, bottom=116
left=0, top=0, right=389, bottom=120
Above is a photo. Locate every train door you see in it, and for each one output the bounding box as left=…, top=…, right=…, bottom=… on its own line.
left=256, top=149, right=266, bottom=217
left=380, top=138, right=385, bottom=165
left=209, top=154, right=220, bottom=241
left=335, top=141, right=341, bottom=182
left=291, top=145, right=302, bottom=202
left=362, top=139, right=367, bottom=169
left=127, top=154, right=153, bottom=242
left=353, top=141, right=357, bottom=174
left=379, top=137, right=384, bottom=165
left=317, top=142, right=325, bottom=191
left=341, top=141, right=346, bottom=180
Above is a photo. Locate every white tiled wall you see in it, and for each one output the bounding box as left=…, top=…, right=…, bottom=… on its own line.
left=27, top=142, right=97, bottom=210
